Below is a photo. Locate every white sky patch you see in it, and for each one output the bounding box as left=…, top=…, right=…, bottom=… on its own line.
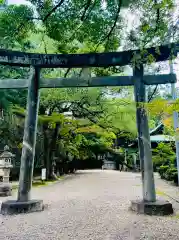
left=8, top=0, right=28, bottom=4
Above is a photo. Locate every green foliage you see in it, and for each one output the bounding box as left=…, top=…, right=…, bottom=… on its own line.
left=75, top=125, right=116, bottom=157
left=28, top=0, right=123, bottom=53
left=158, top=165, right=169, bottom=178
left=153, top=142, right=178, bottom=184
left=165, top=167, right=178, bottom=181
left=128, top=0, right=174, bottom=49
left=0, top=66, right=29, bottom=111
left=0, top=113, right=24, bottom=148
left=158, top=165, right=178, bottom=183
left=0, top=4, right=34, bottom=112
left=28, top=31, right=57, bottom=54
left=152, top=142, right=175, bottom=170
left=99, top=98, right=136, bottom=136
left=0, top=4, right=35, bottom=49
left=0, top=0, right=6, bottom=5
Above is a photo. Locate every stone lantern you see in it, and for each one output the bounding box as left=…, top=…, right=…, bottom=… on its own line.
left=0, top=145, right=15, bottom=196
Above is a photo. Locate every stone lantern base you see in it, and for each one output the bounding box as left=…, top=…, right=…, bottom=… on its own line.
left=1, top=200, right=44, bottom=215
left=0, top=183, right=12, bottom=197
left=130, top=199, right=173, bottom=216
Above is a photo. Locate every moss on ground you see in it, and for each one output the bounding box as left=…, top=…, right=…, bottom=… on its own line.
left=11, top=176, right=64, bottom=190
left=156, top=189, right=167, bottom=197
left=170, top=214, right=179, bottom=219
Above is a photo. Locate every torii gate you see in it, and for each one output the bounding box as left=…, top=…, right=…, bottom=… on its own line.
left=0, top=43, right=178, bottom=215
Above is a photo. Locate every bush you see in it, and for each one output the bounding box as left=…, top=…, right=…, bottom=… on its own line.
left=165, top=167, right=176, bottom=181
left=158, top=165, right=169, bottom=179
left=168, top=167, right=178, bottom=181
left=159, top=165, right=178, bottom=183
left=152, top=143, right=175, bottom=171
left=173, top=171, right=178, bottom=184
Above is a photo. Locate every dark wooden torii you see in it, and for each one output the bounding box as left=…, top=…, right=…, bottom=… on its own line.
left=0, top=43, right=178, bottom=67
left=0, top=44, right=179, bottom=68
left=0, top=43, right=178, bottom=215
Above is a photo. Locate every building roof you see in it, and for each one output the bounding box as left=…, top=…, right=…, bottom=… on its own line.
left=128, top=122, right=174, bottom=148
left=150, top=122, right=175, bottom=142
left=150, top=122, right=164, bottom=136
left=150, top=134, right=175, bottom=142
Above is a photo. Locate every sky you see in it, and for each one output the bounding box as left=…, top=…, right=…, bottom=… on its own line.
left=8, top=0, right=28, bottom=4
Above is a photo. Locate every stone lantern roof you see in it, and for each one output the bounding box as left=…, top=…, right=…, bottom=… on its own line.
left=0, top=146, right=15, bottom=168
left=0, top=151, right=15, bottom=158
left=0, top=145, right=15, bottom=158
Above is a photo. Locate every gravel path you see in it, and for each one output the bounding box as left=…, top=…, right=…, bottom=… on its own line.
left=1, top=170, right=179, bottom=240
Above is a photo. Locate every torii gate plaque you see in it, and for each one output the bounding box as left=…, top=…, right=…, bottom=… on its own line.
left=0, top=43, right=178, bottom=215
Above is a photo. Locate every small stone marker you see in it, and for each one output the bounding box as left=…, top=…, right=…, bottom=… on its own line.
left=41, top=168, right=46, bottom=181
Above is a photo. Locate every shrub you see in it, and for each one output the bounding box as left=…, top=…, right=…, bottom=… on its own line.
left=173, top=171, right=178, bottom=184
left=158, top=165, right=169, bottom=179
left=159, top=165, right=178, bottom=183
left=152, top=143, right=175, bottom=171
left=167, top=167, right=178, bottom=180
left=165, top=167, right=176, bottom=181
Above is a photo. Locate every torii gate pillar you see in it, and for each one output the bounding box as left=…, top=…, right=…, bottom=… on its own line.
left=1, top=68, right=43, bottom=215
left=130, top=65, right=173, bottom=215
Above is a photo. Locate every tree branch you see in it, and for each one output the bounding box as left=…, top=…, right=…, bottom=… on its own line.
left=148, top=85, right=158, bottom=102
left=81, top=0, right=92, bottom=21
left=64, top=68, right=71, bottom=78
left=42, top=35, right=48, bottom=54
left=43, top=0, right=66, bottom=22
left=95, top=0, right=122, bottom=51
left=68, top=0, right=96, bottom=41
left=154, top=0, right=160, bottom=33
left=105, top=0, right=122, bottom=41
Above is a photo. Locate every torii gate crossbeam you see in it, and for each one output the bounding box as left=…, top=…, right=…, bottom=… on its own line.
left=0, top=74, right=176, bottom=89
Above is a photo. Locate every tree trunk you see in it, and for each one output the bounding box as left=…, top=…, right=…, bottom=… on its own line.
left=48, top=123, right=60, bottom=180
left=43, top=124, right=50, bottom=179
left=119, top=164, right=124, bottom=171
